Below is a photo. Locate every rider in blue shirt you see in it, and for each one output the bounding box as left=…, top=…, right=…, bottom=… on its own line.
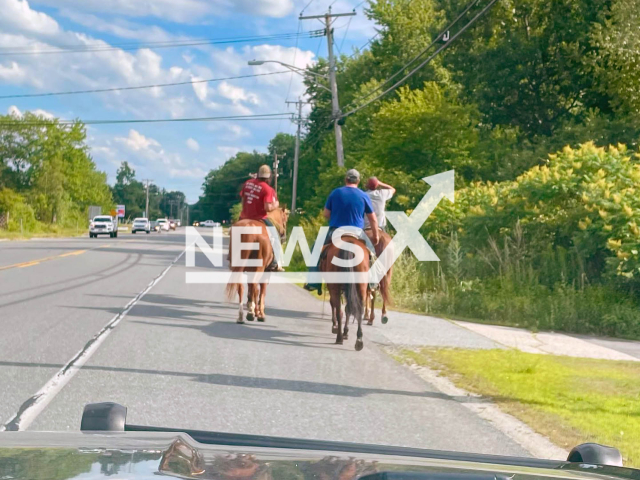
left=304, top=169, right=379, bottom=294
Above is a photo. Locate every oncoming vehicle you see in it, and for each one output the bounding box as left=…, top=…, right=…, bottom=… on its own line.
left=89, top=215, right=118, bottom=238
left=156, top=218, right=170, bottom=231
left=169, top=219, right=177, bottom=230
left=201, top=220, right=215, bottom=227
left=192, top=221, right=200, bottom=227
left=132, top=217, right=150, bottom=234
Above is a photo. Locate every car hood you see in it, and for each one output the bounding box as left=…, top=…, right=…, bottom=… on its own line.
left=0, top=432, right=638, bottom=480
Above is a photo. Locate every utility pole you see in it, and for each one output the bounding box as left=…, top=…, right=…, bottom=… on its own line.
left=143, top=179, right=152, bottom=218
left=273, top=150, right=281, bottom=194
left=300, top=7, right=355, bottom=167
left=286, top=98, right=310, bottom=213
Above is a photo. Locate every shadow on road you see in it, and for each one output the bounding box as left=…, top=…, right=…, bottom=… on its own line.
left=0, top=360, right=464, bottom=401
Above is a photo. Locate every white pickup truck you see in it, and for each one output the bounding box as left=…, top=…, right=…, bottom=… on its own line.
left=89, top=215, right=118, bottom=238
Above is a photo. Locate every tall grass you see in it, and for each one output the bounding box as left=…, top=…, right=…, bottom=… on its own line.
left=391, top=226, right=640, bottom=340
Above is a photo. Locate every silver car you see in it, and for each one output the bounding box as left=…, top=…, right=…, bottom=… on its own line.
left=132, top=217, right=150, bottom=234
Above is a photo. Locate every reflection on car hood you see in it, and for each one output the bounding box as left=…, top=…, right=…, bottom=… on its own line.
left=0, top=432, right=639, bottom=480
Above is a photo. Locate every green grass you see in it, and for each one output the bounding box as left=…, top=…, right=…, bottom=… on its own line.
left=393, top=348, right=640, bottom=466
left=0, top=226, right=85, bottom=240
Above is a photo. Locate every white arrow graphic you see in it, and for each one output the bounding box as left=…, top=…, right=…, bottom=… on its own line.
left=369, top=170, right=455, bottom=284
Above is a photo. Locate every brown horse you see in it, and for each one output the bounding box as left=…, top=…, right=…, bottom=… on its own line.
left=364, top=229, right=393, bottom=325
left=321, top=235, right=369, bottom=350
left=225, top=208, right=287, bottom=324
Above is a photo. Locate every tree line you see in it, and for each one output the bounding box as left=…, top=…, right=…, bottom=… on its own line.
left=193, top=0, right=640, bottom=338
left=0, top=113, right=185, bottom=234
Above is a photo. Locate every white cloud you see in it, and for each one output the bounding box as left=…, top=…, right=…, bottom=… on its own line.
left=116, top=129, right=161, bottom=152
left=0, top=61, right=26, bottom=82
left=217, top=146, right=241, bottom=159
left=6, top=105, right=55, bottom=119
left=30, top=0, right=295, bottom=21
left=170, top=167, right=207, bottom=178
left=186, top=138, right=200, bottom=151
left=59, top=9, right=182, bottom=42
left=0, top=0, right=60, bottom=36
left=218, top=81, right=259, bottom=105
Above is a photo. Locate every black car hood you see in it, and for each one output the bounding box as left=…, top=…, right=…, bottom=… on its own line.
left=0, top=432, right=639, bottom=480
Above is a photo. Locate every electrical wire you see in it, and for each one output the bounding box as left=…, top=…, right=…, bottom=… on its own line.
left=344, top=0, right=481, bottom=109
left=0, top=112, right=294, bottom=126
left=0, top=71, right=291, bottom=99
left=337, top=17, right=353, bottom=54
left=0, top=32, right=318, bottom=56
left=341, top=0, right=498, bottom=118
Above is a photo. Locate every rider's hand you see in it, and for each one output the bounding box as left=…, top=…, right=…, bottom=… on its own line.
left=372, top=233, right=380, bottom=245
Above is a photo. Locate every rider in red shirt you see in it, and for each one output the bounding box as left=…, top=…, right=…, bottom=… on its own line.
left=240, top=167, right=277, bottom=220
left=239, top=165, right=283, bottom=271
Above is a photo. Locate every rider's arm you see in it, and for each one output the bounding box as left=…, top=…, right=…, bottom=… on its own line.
left=265, top=199, right=279, bottom=212
left=323, top=208, right=331, bottom=220
left=378, top=181, right=396, bottom=195
left=367, top=213, right=380, bottom=244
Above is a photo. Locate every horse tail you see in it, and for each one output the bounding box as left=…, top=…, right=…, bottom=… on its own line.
left=225, top=282, right=239, bottom=301
left=339, top=247, right=364, bottom=321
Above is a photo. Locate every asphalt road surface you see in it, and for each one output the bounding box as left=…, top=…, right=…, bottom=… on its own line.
left=0, top=229, right=529, bottom=457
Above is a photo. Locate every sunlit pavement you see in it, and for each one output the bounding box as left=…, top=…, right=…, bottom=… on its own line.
left=0, top=229, right=531, bottom=457
left=2, top=230, right=637, bottom=456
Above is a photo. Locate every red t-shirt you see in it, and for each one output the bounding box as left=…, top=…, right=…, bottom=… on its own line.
left=239, top=178, right=276, bottom=220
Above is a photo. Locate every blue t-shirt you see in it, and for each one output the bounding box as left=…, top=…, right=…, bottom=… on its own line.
left=325, top=186, right=374, bottom=229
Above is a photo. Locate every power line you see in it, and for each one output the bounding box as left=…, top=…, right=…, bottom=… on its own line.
left=342, top=0, right=498, bottom=118
left=0, top=112, right=293, bottom=126
left=0, top=70, right=291, bottom=99
left=345, top=0, right=481, bottom=108
left=337, top=17, right=353, bottom=55
left=0, top=32, right=319, bottom=57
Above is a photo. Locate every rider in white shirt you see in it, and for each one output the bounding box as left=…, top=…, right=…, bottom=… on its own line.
left=363, top=177, right=395, bottom=231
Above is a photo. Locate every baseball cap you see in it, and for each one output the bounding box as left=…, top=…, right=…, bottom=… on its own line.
left=345, top=168, right=360, bottom=183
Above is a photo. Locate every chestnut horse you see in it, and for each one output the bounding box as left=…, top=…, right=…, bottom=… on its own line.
left=225, top=208, right=287, bottom=324
left=364, top=229, right=393, bottom=325
left=321, top=235, right=369, bottom=350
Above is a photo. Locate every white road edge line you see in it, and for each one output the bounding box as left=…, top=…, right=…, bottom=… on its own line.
left=0, top=248, right=186, bottom=432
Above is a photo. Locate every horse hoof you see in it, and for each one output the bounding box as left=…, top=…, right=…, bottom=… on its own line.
left=332, top=326, right=339, bottom=334
left=336, top=339, right=343, bottom=345
left=257, top=317, right=265, bottom=322
left=367, top=320, right=373, bottom=326
left=381, top=316, right=388, bottom=324
left=343, top=333, right=349, bottom=340
left=237, top=319, right=245, bottom=324
left=246, top=313, right=254, bottom=321
left=355, top=339, right=364, bottom=351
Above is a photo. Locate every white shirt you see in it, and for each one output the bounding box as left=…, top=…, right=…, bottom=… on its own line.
left=364, top=188, right=394, bottom=229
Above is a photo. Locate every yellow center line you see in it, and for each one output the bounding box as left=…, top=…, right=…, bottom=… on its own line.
left=0, top=249, right=88, bottom=271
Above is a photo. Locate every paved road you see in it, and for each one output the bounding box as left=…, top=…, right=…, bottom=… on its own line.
left=0, top=230, right=527, bottom=456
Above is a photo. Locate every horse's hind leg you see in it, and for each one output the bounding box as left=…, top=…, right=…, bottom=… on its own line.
left=246, top=283, right=256, bottom=321
left=257, top=283, right=267, bottom=322
left=367, top=289, right=376, bottom=325
left=237, top=284, right=245, bottom=324
left=355, top=284, right=366, bottom=351
left=330, top=289, right=339, bottom=334
left=331, top=288, right=344, bottom=344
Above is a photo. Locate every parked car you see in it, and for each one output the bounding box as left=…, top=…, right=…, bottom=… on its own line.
left=202, top=220, right=215, bottom=227
left=132, top=217, right=150, bottom=234
left=89, top=215, right=118, bottom=238
left=156, top=218, right=170, bottom=231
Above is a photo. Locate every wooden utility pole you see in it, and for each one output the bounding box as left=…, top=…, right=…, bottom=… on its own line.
left=286, top=98, right=310, bottom=213
left=300, top=7, right=356, bottom=167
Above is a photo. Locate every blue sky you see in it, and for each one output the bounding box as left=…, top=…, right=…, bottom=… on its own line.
left=0, top=0, right=377, bottom=202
